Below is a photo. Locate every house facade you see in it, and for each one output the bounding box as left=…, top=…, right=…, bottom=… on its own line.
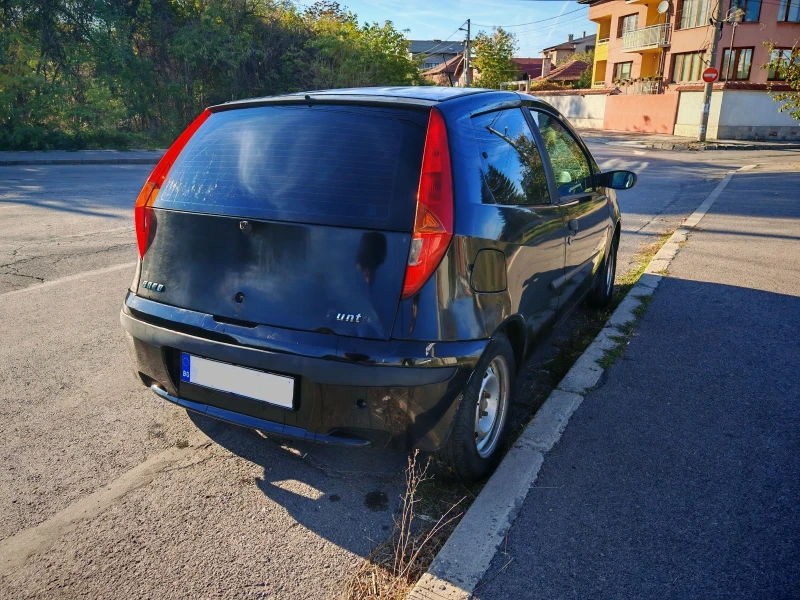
left=584, top=0, right=800, bottom=89
left=542, top=33, right=597, bottom=65
left=550, top=0, right=800, bottom=139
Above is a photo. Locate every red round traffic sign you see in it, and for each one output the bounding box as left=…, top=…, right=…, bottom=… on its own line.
left=702, top=67, right=719, bottom=83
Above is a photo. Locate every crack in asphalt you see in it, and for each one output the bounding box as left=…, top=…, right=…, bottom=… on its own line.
left=0, top=242, right=135, bottom=280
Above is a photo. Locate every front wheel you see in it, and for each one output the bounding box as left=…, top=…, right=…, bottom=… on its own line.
left=587, top=233, right=618, bottom=308
left=435, top=333, right=516, bottom=483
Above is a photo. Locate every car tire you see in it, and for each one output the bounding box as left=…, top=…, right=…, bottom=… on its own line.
left=587, top=231, right=618, bottom=309
left=435, top=333, right=516, bottom=483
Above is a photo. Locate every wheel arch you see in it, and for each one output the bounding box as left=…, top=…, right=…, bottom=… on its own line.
left=494, top=315, right=526, bottom=372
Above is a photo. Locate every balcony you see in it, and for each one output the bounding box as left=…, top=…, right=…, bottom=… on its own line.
left=622, top=23, right=671, bottom=52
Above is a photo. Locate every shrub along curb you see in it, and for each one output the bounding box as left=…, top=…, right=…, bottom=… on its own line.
left=406, top=165, right=755, bottom=600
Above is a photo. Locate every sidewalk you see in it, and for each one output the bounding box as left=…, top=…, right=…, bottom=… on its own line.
left=578, top=128, right=800, bottom=152
left=475, top=164, right=800, bottom=598
left=0, top=149, right=164, bottom=166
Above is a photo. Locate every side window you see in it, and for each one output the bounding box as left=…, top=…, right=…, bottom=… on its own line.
left=471, top=109, right=551, bottom=206
left=529, top=110, right=594, bottom=198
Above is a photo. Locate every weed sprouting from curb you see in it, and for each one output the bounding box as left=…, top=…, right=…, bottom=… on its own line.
left=633, top=294, right=654, bottom=318
left=599, top=293, right=658, bottom=368
left=340, top=231, right=676, bottom=598
left=615, top=230, right=675, bottom=294
left=342, top=451, right=465, bottom=600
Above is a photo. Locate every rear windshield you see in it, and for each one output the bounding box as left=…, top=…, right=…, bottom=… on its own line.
left=154, top=104, right=429, bottom=231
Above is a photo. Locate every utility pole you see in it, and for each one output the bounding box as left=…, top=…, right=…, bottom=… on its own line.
left=698, top=1, right=724, bottom=142
left=464, top=19, right=471, bottom=87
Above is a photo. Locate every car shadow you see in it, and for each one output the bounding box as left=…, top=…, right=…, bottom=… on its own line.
left=187, top=410, right=410, bottom=557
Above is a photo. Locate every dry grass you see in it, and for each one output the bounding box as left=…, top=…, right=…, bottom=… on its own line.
left=341, top=451, right=465, bottom=600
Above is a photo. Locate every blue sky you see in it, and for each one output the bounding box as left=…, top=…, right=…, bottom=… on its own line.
left=303, top=0, right=595, bottom=56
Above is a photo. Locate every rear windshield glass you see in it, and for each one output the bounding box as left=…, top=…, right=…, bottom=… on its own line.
left=154, top=105, right=429, bottom=231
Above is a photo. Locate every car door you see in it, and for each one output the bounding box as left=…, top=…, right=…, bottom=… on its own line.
left=528, top=108, right=610, bottom=309
left=470, top=108, right=566, bottom=338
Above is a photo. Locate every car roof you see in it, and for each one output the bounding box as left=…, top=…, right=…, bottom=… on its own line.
left=295, top=86, right=493, bottom=102
left=211, top=86, right=508, bottom=112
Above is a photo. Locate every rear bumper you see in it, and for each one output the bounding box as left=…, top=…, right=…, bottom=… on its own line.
left=121, top=293, right=486, bottom=450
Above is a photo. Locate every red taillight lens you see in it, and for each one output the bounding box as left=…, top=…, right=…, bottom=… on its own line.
left=135, top=109, right=211, bottom=258
left=401, top=108, right=454, bottom=300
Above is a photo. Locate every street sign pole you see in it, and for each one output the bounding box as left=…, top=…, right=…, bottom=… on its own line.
left=699, top=2, right=724, bottom=142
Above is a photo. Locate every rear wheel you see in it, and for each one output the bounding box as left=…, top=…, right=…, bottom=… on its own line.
left=587, top=232, right=618, bottom=308
left=436, top=333, right=516, bottom=483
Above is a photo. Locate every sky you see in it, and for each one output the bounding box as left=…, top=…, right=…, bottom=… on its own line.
left=304, top=0, right=595, bottom=57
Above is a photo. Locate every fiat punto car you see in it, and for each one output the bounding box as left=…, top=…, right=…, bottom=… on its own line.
left=121, top=87, right=635, bottom=482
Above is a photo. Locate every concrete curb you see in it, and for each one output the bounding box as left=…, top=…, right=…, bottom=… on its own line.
left=583, top=135, right=800, bottom=152
left=642, top=141, right=800, bottom=152
left=407, top=164, right=755, bottom=600
left=0, top=157, right=161, bottom=166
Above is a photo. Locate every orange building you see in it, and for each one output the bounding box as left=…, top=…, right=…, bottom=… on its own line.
left=583, top=0, right=800, bottom=89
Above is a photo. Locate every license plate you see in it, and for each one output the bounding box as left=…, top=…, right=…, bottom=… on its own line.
left=180, top=353, right=294, bottom=409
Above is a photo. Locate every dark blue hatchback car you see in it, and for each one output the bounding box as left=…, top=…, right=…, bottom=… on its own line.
left=121, top=87, right=635, bottom=482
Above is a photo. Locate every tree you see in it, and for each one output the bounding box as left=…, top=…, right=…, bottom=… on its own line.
left=763, top=40, right=800, bottom=121
left=303, top=2, right=420, bottom=89
left=0, top=0, right=420, bottom=150
left=573, top=65, right=593, bottom=89
left=472, top=27, right=518, bottom=89
left=557, top=49, right=594, bottom=66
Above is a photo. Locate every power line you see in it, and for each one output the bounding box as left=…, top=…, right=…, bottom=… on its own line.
left=510, top=14, right=596, bottom=36
left=416, top=22, right=468, bottom=57
left=473, top=6, right=588, bottom=28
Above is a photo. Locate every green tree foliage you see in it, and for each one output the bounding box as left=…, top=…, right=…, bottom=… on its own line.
left=0, top=0, right=420, bottom=149
left=472, top=27, right=518, bottom=89
left=763, top=41, right=800, bottom=121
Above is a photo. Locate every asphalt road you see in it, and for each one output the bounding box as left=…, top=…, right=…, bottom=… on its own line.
left=1, top=146, right=796, bottom=598
left=477, top=161, right=800, bottom=599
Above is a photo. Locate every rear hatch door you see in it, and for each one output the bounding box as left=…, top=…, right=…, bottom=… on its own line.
left=138, top=103, right=429, bottom=340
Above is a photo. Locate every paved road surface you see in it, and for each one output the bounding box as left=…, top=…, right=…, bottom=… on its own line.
left=477, top=161, right=800, bottom=599
left=1, top=147, right=796, bottom=597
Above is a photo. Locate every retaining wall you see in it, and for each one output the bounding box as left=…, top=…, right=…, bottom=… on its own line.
left=603, top=93, right=680, bottom=135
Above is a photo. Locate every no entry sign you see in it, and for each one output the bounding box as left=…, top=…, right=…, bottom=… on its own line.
left=702, top=67, right=719, bottom=83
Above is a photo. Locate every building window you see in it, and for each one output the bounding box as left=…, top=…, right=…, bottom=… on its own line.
left=613, top=61, right=633, bottom=81
left=768, top=48, right=800, bottom=80
left=721, top=48, right=753, bottom=80
left=730, top=0, right=762, bottom=21
left=672, top=52, right=705, bottom=82
left=778, top=0, right=800, bottom=21
left=422, top=62, right=438, bottom=70
left=678, top=0, right=711, bottom=29
left=617, top=14, right=639, bottom=38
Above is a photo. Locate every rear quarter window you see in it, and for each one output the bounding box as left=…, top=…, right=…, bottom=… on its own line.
left=471, top=108, right=551, bottom=206
left=154, top=105, right=429, bottom=231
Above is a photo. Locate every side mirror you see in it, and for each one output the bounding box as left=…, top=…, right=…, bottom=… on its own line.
left=597, top=170, right=637, bottom=190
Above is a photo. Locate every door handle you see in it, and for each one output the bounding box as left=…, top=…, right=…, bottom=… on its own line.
left=568, top=219, right=579, bottom=233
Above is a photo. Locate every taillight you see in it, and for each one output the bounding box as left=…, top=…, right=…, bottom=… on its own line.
left=401, top=108, right=454, bottom=300
left=135, top=109, right=211, bottom=258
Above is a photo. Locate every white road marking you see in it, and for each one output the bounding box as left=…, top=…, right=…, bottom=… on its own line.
left=0, top=261, right=136, bottom=300
left=0, top=436, right=211, bottom=576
